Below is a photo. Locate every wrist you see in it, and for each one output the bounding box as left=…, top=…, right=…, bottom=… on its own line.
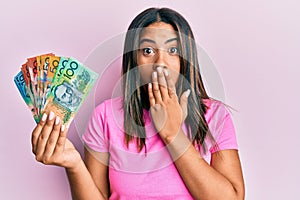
left=160, top=123, right=183, bottom=144
left=65, top=159, right=85, bottom=174
left=160, top=130, right=178, bottom=145
left=165, top=129, right=195, bottom=160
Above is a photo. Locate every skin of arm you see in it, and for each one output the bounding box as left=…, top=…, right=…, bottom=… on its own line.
left=148, top=68, right=245, bottom=200
left=166, top=129, right=245, bottom=200
left=83, top=148, right=110, bottom=199
left=66, top=157, right=106, bottom=200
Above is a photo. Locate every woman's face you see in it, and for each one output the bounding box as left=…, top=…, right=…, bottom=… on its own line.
left=137, top=22, right=180, bottom=85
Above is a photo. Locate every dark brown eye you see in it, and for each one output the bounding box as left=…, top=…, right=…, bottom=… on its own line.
left=168, top=47, right=178, bottom=55
left=142, top=47, right=155, bottom=55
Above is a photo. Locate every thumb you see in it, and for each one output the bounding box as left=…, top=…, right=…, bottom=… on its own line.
left=180, top=89, right=191, bottom=120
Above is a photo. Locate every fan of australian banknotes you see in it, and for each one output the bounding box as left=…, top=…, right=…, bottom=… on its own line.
left=14, top=53, right=99, bottom=127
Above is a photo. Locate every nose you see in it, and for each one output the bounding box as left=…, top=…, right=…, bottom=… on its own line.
left=152, top=49, right=167, bottom=70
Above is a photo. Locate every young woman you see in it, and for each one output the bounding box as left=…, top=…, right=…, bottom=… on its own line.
left=31, top=7, right=245, bottom=200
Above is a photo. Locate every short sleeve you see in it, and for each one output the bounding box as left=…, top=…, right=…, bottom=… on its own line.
left=209, top=103, right=238, bottom=154
left=82, top=102, right=109, bottom=152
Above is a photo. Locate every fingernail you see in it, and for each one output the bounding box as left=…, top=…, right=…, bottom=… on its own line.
left=157, top=67, right=162, bottom=73
left=49, top=111, right=55, bottom=120
left=55, top=116, right=60, bottom=125
left=149, top=83, right=152, bottom=88
left=41, top=113, right=47, bottom=121
left=163, top=69, right=169, bottom=76
left=61, top=125, right=65, bottom=132
left=153, top=71, right=157, bottom=78
left=185, top=89, right=191, bottom=97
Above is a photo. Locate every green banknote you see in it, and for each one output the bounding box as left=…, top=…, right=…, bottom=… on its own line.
left=53, top=57, right=69, bottom=82
left=43, top=57, right=98, bottom=127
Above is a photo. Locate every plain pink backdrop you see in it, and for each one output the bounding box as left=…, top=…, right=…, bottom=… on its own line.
left=1, top=0, right=299, bottom=199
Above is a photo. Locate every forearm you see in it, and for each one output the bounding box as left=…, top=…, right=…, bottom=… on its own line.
left=165, top=130, right=242, bottom=200
left=65, top=159, right=106, bottom=200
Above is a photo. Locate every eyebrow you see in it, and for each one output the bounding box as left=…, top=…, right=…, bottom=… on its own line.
left=139, top=37, right=178, bottom=45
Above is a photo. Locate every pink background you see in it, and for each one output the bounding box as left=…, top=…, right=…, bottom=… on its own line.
left=1, top=0, right=299, bottom=199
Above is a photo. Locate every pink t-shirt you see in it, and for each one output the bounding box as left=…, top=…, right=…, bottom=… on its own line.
left=82, top=97, right=238, bottom=199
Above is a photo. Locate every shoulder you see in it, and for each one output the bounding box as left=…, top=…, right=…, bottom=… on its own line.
left=203, top=98, right=230, bottom=120
left=92, top=96, right=124, bottom=131
left=202, top=98, right=238, bottom=155
left=202, top=98, right=236, bottom=143
left=94, top=96, right=123, bottom=115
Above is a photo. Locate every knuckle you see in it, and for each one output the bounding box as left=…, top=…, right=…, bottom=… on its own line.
left=35, top=155, right=42, bottom=162
left=53, top=123, right=60, bottom=130
left=32, top=148, right=38, bottom=155
left=52, top=124, right=60, bottom=133
left=40, top=133, right=47, bottom=140
left=159, top=84, right=167, bottom=89
left=154, top=104, right=161, bottom=109
left=32, top=127, right=41, bottom=137
left=158, top=72, right=164, bottom=77
left=42, top=157, right=50, bottom=164
left=37, top=121, right=45, bottom=128
left=152, top=83, right=158, bottom=88
left=32, top=132, right=38, bottom=139
left=46, top=120, right=53, bottom=127
left=149, top=95, right=155, bottom=100
left=47, top=137, right=56, bottom=145
left=169, top=92, right=176, bottom=98
left=56, top=139, right=65, bottom=147
left=166, top=75, right=172, bottom=81
left=168, top=88, right=174, bottom=93
left=166, top=98, right=172, bottom=104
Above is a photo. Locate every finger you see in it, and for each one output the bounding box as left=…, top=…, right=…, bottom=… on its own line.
left=32, top=113, right=48, bottom=154
left=42, top=116, right=62, bottom=162
left=156, top=67, right=168, bottom=100
left=53, top=124, right=67, bottom=156
left=180, top=89, right=191, bottom=120
left=148, top=83, right=155, bottom=107
left=152, top=71, right=162, bottom=103
left=35, top=111, right=55, bottom=161
left=164, top=68, right=177, bottom=97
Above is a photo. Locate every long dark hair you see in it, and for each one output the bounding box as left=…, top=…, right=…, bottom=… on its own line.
left=122, top=7, right=215, bottom=153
